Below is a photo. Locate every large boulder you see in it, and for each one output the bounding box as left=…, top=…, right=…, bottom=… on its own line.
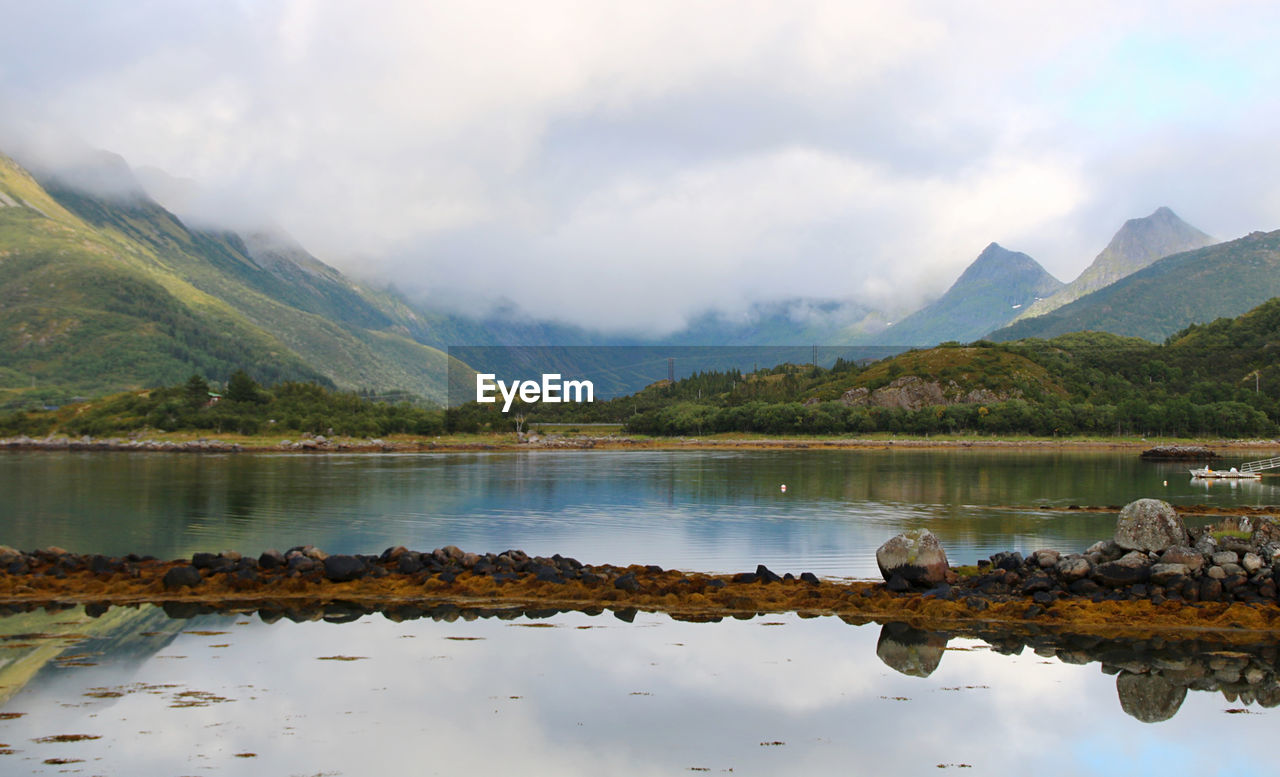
left=876, top=529, right=949, bottom=585
left=1114, top=499, right=1188, bottom=552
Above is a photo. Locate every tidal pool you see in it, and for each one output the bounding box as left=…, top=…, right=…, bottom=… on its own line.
left=0, top=604, right=1273, bottom=776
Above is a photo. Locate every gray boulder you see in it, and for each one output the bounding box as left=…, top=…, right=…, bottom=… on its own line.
left=1242, top=552, right=1265, bottom=574
left=1115, top=499, right=1188, bottom=552
left=1056, top=556, right=1092, bottom=581
left=876, top=529, right=949, bottom=585
left=1157, top=546, right=1205, bottom=573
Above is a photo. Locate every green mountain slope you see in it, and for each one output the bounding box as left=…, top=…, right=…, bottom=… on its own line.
left=989, top=229, right=1280, bottom=343
left=863, top=243, right=1063, bottom=346
left=1014, top=207, right=1214, bottom=321
left=0, top=151, right=452, bottom=408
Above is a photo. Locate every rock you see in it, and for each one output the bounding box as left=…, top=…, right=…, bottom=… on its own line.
left=1212, top=551, right=1239, bottom=566
left=875, top=623, right=947, bottom=677
left=1033, top=549, right=1061, bottom=569
left=1093, top=553, right=1151, bottom=587
left=1114, top=499, right=1189, bottom=552
left=162, top=565, right=203, bottom=589
left=258, top=549, right=286, bottom=569
left=1069, top=578, right=1102, bottom=595
left=1199, top=578, right=1223, bottom=601
left=322, top=555, right=368, bottom=582
left=756, top=564, right=783, bottom=583
left=1021, top=575, right=1055, bottom=594
left=191, top=552, right=221, bottom=570
left=921, top=583, right=952, bottom=599
left=1207, top=565, right=1227, bottom=580
left=1116, top=671, right=1187, bottom=723
left=1242, top=552, right=1265, bottom=575
left=397, top=554, right=425, bottom=575
left=885, top=573, right=911, bottom=592
left=799, top=572, right=820, bottom=585
left=1056, top=556, right=1092, bottom=581
left=1194, top=534, right=1219, bottom=555
left=875, top=529, right=949, bottom=585
left=1157, top=546, right=1205, bottom=573
left=990, top=551, right=1024, bottom=571
left=614, top=572, right=640, bottom=592
left=1149, top=563, right=1191, bottom=585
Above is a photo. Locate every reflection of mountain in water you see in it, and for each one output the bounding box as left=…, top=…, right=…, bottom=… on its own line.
left=0, top=605, right=194, bottom=703
left=874, top=620, right=1280, bottom=723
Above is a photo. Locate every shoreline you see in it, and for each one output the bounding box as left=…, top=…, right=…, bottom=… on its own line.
left=3, top=433, right=1279, bottom=455
left=3, top=545, right=1279, bottom=646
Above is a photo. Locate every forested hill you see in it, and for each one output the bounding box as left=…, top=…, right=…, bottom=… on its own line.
left=479, top=296, right=1280, bottom=439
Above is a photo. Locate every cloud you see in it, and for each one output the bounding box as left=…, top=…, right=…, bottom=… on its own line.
left=2, top=1, right=1278, bottom=332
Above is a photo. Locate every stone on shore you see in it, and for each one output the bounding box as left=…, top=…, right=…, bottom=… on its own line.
left=322, top=555, right=368, bottom=582
left=1157, top=546, right=1204, bottom=573
left=876, top=529, right=949, bottom=585
left=162, top=565, right=203, bottom=589
left=1114, top=499, right=1188, bottom=552
left=1092, top=552, right=1151, bottom=587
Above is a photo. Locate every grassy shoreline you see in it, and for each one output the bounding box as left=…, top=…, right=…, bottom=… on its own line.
left=3, top=429, right=1279, bottom=454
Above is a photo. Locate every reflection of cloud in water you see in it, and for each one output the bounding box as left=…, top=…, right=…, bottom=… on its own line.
left=1, top=608, right=1278, bottom=775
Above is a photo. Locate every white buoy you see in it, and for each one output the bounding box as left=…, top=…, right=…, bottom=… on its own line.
left=1163, top=480, right=1168, bottom=486
left=780, top=484, right=787, bottom=493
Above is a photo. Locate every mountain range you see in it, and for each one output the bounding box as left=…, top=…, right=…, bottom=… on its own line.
left=3, top=146, right=1279, bottom=409
left=861, top=242, right=1064, bottom=346
left=989, top=228, right=1280, bottom=342
left=1012, top=206, right=1215, bottom=321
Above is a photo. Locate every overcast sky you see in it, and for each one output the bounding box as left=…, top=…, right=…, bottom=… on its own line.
left=2, top=0, right=1279, bottom=333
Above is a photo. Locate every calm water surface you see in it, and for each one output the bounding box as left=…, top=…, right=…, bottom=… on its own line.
left=2, top=448, right=1277, bottom=775
left=0, top=605, right=1273, bottom=776
left=2, top=448, right=1276, bottom=576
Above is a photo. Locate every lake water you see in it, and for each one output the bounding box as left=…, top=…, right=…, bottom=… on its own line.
left=3, top=448, right=1277, bottom=576
left=2, top=448, right=1278, bottom=775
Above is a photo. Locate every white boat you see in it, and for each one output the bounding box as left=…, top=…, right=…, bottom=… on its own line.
left=1189, top=466, right=1261, bottom=479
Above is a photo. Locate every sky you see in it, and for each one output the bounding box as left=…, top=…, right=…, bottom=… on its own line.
left=2, top=0, right=1279, bottom=334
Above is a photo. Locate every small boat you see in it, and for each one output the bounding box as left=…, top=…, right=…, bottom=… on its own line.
left=1189, top=466, right=1261, bottom=480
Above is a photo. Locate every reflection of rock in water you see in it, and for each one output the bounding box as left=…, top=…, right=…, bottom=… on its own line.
left=876, top=623, right=948, bottom=678
left=1116, top=672, right=1188, bottom=723
left=970, top=625, right=1280, bottom=722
